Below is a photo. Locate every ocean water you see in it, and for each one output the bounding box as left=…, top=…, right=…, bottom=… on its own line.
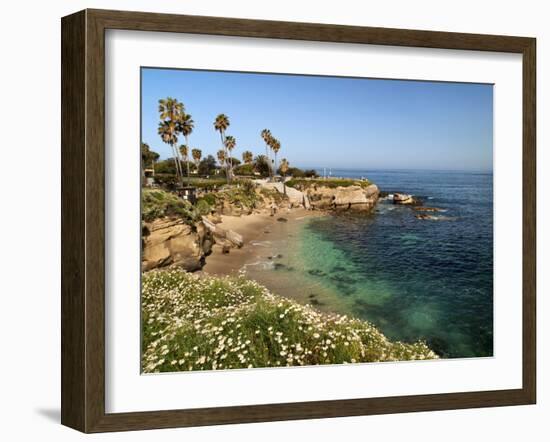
left=292, top=169, right=494, bottom=358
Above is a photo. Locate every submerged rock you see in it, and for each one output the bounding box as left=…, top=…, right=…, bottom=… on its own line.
left=413, top=207, right=444, bottom=212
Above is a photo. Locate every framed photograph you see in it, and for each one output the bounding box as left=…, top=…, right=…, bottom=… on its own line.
left=61, top=9, right=536, bottom=433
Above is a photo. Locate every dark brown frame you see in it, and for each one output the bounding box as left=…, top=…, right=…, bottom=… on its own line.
left=61, top=8, right=536, bottom=433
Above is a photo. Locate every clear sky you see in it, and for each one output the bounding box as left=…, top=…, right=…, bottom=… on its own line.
left=141, top=68, right=493, bottom=171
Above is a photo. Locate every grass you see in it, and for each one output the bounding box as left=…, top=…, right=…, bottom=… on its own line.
left=286, top=178, right=372, bottom=190
left=142, top=269, right=437, bottom=373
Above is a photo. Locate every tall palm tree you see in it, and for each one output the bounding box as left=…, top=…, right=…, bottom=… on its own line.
left=217, top=149, right=226, bottom=169
left=191, top=148, right=202, bottom=173
left=158, top=120, right=183, bottom=185
left=178, top=113, right=194, bottom=185
left=261, top=129, right=273, bottom=180
left=271, top=138, right=281, bottom=177
left=158, top=97, right=185, bottom=186
left=242, top=150, right=253, bottom=164
left=224, top=135, right=236, bottom=179
left=214, top=114, right=230, bottom=182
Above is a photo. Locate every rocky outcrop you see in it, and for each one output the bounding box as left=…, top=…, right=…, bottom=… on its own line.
left=142, top=218, right=213, bottom=272
left=201, top=216, right=244, bottom=250
left=305, top=184, right=379, bottom=211
left=393, top=193, right=421, bottom=205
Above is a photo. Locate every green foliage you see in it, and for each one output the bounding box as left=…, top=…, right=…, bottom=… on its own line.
left=195, top=198, right=213, bottom=216
left=286, top=178, right=372, bottom=190
left=142, top=188, right=200, bottom=223
left=253, top=155, right=270, bottom=177
left=199, top=193, right=217, bottom=206
left=141, top=143, right=159, bottom=167
left=155, top=159, right=178, bottom=175
left=234, top=163, right=255, bottom=176
left=142, top=270, right=438, bottom=372
left=259, top=187, right=287, bottom=205
left=218, top=181, right=259, bottom=209
left=198, top=155, right=217, bottom=176
left=285, top=167, right=318, bottom=178
left=303, top=169, right=319, bottom=178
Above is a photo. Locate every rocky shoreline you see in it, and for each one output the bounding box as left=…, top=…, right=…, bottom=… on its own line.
left=141, top=179, right=381, bottom=273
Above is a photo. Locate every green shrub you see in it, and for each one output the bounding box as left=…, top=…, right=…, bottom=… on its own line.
left=142, top=188, right=200, bottom=223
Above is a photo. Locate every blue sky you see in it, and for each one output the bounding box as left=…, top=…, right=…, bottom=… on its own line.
left=141, top=68, right=493, bottom=171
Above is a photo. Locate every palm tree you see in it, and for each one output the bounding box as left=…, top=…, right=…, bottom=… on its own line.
left=214, top=114, right=230, bottom=181
left=279, top=158, right=289, bottom=177
left=217, top=149, right=226, bottom=169
left=242, top=150, right=253, bottom=164
left=224, top=135, right=236, bottom=179
left=178, top=113, right=194, bottom=185
left=158, top=120, right=183, bottom=185
left=191, top=148, right=202, bottom=173
left=261, top=129, right=274, bottom=180
left=279, top=158, right=289, bottom=195
left=271, top=138, right=281, bottom=177
left=261, top=129, right=272, bottom=172
left=158, top=97, right=185, bottom=186
left=179, top=144, right=189, bottom=183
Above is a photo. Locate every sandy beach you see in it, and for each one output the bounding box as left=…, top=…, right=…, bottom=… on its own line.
left=202, top=207, right=320, bottom=276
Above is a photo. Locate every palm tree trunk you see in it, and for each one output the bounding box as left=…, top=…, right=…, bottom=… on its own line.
left=171, top=144, right=183, bottom=187
left=184, top=135, right=191, bottom=186
left=265, top=143, right=271, bottom=181
left=221, top=131, right=230, bottom=183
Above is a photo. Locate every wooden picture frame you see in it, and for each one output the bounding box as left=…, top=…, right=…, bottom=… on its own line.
left=61, top=8, right=536, bottom=433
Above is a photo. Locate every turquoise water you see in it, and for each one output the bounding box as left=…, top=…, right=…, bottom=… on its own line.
left=292, top=169, right=493, bottom=358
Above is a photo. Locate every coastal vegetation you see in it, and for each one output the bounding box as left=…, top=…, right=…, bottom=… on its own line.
left=142, top=188, right=206, bottom=223
left=286, top=178, right=372, bottom=190
left=141, top=269, right=438, bottom=373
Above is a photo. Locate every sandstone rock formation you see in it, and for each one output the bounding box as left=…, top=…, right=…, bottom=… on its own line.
left=305, top=184, right=379, bottom=211
left=142, top=218, right=213, bottom=272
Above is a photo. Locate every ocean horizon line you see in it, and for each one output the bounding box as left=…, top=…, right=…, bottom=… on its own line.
left=297, top=167, right=494, bottom=174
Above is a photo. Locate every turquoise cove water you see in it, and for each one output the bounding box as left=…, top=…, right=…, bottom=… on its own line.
left=249, top=169, right=494, bottom=359
left=301, top=169, right=494, bottom=358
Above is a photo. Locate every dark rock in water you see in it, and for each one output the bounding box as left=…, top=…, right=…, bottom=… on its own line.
left=273, top=263, right=286, bottom=270
left=330, top=274, right=357, bottom=285
left=277, top=217, right=288, bottom=222
left=332, top=265, right=347, bottom=272
left=415, top=214, right=442, bottom=220
left=308, top=269, right=326, bottom=277
left=413, top=207, right=443, bottom=212
left=308, top=293, right=316, bottom=298
left=335, top=284, right=355, bottom=296
left=426, top=337, right=449, bottom=357
left=264, top=230, right=270, bottom=234
left=393, top=193, right=422, bottom=205
left=286, top=266, right=295, bottom=271
left=276, top=254, right=283, bottom=259
left=310, top=298, right=325, bottom=306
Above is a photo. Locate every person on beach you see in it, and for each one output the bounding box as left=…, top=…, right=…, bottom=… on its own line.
left=270, top=202, right=277, bottom=216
